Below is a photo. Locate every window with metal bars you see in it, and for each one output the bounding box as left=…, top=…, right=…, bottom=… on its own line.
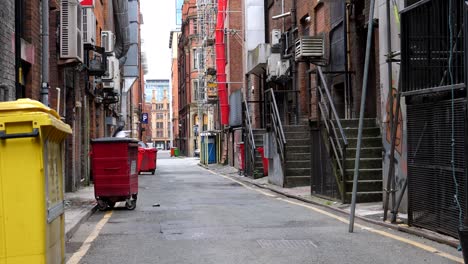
left=401, top=0, right=465, bottom=95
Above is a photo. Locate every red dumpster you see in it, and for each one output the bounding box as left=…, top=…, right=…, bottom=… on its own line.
left=137, top=147, right=145, bottom=174
left=91, top=138, right=139, bottom=210
left=238, top=142, right=245, bottom=174
left=140, top=147, right=157, bottom=174
left=256, top=147, right=269, bottom=176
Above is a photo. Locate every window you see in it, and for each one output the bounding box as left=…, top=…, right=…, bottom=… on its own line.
left=191, top=18, right=198, bottom=35
left=193, top=49, right=199, bottom=70
left=156, top=122, right=163, bottom=129
left=193, top=80, right=200, bottom=101
left=156, top=104, right=164, bottom=110
left=156, top=113, right=163, bottom=119
left=156, top=131, right=163, bottom=138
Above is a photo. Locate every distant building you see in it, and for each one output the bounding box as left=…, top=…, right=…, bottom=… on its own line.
left=145, top=79, right=169, bottom=103
left=151, top=88, right=171, bottom=149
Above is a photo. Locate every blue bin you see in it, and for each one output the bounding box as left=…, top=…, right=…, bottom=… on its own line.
left=208, top=137, right=216, bottom=164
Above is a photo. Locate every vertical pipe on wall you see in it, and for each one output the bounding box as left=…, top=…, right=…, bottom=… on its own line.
left=14, top=0, right=22, bottom=99
left=216, top=0, right=229, bottom=125
left=41, top=0, right=50, bottom=105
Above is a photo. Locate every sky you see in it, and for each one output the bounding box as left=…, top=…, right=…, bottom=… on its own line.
left=140, top=0, right=177, bottom=80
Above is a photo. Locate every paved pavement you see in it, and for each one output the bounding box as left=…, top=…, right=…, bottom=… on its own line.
left=64, top=185, right=96, bottom=240
left=66, top=151, right=464, bottom=263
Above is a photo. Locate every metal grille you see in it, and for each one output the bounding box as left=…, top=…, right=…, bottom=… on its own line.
left=401, top=0, right=464, bottom=94
left=407, top=99, right=466, bottom=237
left=311, top=130, right=341, bottom=200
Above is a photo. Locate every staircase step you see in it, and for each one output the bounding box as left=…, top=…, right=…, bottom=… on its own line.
left=345, top=180, right=382, bottom=192
left=339, top=127, right=380, bottom=137
left=252, top=129, right=266, bottom=134
left=346, top=147, right=382, bottom=158
left=285, top=176, right=310, bottom=188
left=342, top=137, right=382, bottom=148
left=286, top=160, right=310, bottom=168
left=345, top=191, right=382, bottom=203
left=345, top=168, right=382, bottom=181
left=286, top=145, right=311, bottom=153
left=285, top=131, right=311, bottom=139
left=285, top=167, right=311, bottom=176
left=286, top=138, right=310, bottom=147
left=286, top=152, right=310, bottom=160
left=335, top=118, right=376, bottom=128
left=345, top=158, right=382, bottom=169
left=283, top=125, right=309, bottom=132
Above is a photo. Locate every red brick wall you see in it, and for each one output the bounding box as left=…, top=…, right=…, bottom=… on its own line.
left=23, top=0, right=42, bottom=101
left=227, top=0, right=243, bottom=93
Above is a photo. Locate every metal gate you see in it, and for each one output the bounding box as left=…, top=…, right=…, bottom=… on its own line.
left=407, top=99, right=467, bottom=237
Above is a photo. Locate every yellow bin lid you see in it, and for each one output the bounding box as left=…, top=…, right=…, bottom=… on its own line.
left=0, top=99, right=72, bottom=134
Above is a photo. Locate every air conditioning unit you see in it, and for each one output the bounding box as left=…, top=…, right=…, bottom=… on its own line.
left=267, top=53, right=280, bottom=80
left=60, top=0, right=83, bottom=62
left=102, top=55, right=118, bottom=80
left=271, top=29, right=281, bottom=46
left=82, top=8, right=96, bottom=45
left=101, top=31, right=115, bottom=53
left=276, top=59, right=290, bottom=77
left=295, top=36, right=324, bottom=61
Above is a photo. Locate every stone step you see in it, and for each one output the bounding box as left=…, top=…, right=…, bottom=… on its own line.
left=340, top=127, right=380, bottom=137
left=252, top=129, right=266, bottom=134
left=345, top=191, right=382, bottom=203
left=345, top=180, right=382, bottom=192
left=285, top=176, right=310, bottom=188
left=286, top=160, right=310, bottom=168
left=345, top=158, right=382, bottom=170
left=334, top=118, right=376, bottom=128
left=346, top=147, right=382, bottom=159
left=342, top=137, right=382, bottom=148
left=283, top=125, right=310, bottom=132
left=285, top=167, right=311, bottom=177
left=345, top=168, right=382, bottom=181
left=286, top=145, right=311, bottom=153
left=284, top=131, right=311, bottom=140
left=286, top=138, right=310, bottom=147
left=286, top=152, right=311, bottom=160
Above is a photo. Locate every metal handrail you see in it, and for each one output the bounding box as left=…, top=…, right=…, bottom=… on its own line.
left=317, top=66, right=348, bottom=202
left=243, top=100, right=257, bottom=176
left=265, top=89, right=287, bottom=162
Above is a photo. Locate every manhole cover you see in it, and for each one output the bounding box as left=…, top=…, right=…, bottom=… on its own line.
left=257, top=239, right=318, bottom=249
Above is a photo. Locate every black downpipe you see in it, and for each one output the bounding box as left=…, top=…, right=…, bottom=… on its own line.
left=291, top=0, right=298, bottom=124
left=343, top=1, right=351, bottom=118
left=15, top=0, right=23, bottom=99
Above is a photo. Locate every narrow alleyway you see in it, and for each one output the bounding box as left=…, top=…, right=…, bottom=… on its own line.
left=66, top=152, right=463, bottom=264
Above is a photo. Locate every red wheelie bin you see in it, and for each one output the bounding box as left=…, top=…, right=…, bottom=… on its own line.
left=139, top=147, right=157, bottom=174
left=91, top=138, right=139, bottom=210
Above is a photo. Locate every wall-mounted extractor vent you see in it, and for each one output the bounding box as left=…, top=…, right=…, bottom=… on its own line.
left=60, top=0, right=83, bottom=62
left=295, top=36, right=324, bottom=61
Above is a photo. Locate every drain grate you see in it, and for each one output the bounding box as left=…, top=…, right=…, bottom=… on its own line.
left=257, top=239, right=318, bottom=249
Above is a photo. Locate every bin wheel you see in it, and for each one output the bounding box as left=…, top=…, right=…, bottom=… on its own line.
left=107, top=201, right=116, bottom=209
left=97, top=200, right=108, bottom=211
left=125, top=199, right=137, bottom=210
left=151, top=169, right=156, bottom=175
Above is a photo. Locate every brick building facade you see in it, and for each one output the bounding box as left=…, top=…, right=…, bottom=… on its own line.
left=0, top=0, right=15, bottom=101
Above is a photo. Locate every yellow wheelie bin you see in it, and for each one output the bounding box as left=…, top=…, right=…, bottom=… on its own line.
left=0, top=99, right=72, bottom=264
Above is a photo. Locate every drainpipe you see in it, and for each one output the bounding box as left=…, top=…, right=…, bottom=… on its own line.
left=41, top=0, right=49, bottom=105
left=15, top=0, right=22, bottom=99
left=215, top=0, right=229, bottom=125
left=291, top=0, right=298, bottom=124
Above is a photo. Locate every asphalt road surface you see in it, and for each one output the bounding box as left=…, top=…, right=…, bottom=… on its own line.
left=66, top=151, right=464, bottom=264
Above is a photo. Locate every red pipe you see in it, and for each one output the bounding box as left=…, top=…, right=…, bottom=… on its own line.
left=215, top=0, right=229, bottom=125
